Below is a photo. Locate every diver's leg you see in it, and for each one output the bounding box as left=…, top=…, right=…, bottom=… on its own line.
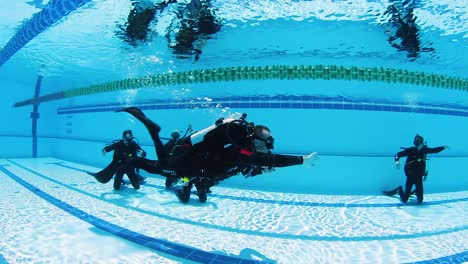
left=176, top=182, right=192, bottom=203
left=130, top=157, right=164, bottom=174
left=399, top=175, right=414, bottom=203
left=135, top=168, right=146, bottom=183
left=165, top=177, right=178, bottom=189
left=195, top=177, right=211, bottom=203
left=125, top=167, right=141, bottom=190
left=113, top=171, right=124, bottom=190
left=116, top=107, right=167, bottom=161
left=414, top=174, right=424, bottom=203
left=88, top=161, right=120, bottom=183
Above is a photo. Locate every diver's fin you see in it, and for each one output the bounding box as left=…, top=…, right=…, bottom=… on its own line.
left=382, top=186, right=400, bottom=196
left=116, top=107, right=161, bottom=133
left=116, top=106, right=143, bottom=115
left=87, top=171, right=113, bottom=184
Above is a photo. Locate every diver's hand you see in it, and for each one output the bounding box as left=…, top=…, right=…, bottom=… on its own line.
left=303, top=152, right=318, bottom=166
left=395, top=161, right=400, bottom=169
left=262, top=167, right=276, bottom=174
left=102, top=150, right=107, bottom=156
left=444, top=146, right=449, bottom=150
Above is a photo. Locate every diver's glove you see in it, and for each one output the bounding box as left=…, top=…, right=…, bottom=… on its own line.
left=262, top=167, right=275, bottom=174
left=243, top=166, right=266, bottom=178
left=395, top=161, right=400, bottom=169
left=137, top=150, right=146, bottom=157
left=303, top=152, right=318, bottom=166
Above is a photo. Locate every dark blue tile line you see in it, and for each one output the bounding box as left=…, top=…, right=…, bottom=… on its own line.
left=403, top=250, right=468, bottom=264
left=56, top=96, right=468, bottom=117
left=54, top=162, right=468, bottom=208
left=0, top=164, right=268, bottom=264
left=9, top=160, right=468, bottom=242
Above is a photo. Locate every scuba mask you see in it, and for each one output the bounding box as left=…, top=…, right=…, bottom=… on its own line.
left=254, top=135, right=275, bottom=150
left=171, top=130, right=181, bottom=140
left=413, top=135, right=424, bottom=147
left=123, top=130, right=134, bottom=142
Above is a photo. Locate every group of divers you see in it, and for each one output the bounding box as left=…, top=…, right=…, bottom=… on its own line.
left=88, top=107, right=448, bottom=204
left=112, top=0, right=433, bottom=61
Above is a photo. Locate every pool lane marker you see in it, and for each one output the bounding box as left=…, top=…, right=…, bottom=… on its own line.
left=5, top=160, right=468, bottom=242
left=0, top=163, right=269, bottom=264
left=53, top=162, right=468, bottom=208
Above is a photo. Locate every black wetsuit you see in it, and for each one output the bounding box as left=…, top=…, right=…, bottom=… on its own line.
left=117, top=107, right=304, bottom=203
left=395, top=145, right=445, bottom=203
left=385, top=5, right=434, bottom=59
left=167, top=0, right=221, bottom=60
left=162, top=137, right=185, bottom=188
left=91, top=139, right=146, bottom=190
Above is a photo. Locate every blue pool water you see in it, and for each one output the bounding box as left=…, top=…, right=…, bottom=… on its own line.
left=0, top=0, right=467, bottom=263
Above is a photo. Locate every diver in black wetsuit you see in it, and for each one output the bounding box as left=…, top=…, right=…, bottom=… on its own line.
left=116, top=0, right=220, bottom=61
left=117, top=0, right=177, bottom=46
left=88, top=130, right=147, bottom=190
left=163, top=128, right=194, bottom=189
left=114, top=107, right=318, bottom=203
left=384, top=2, right=434, bottom=59
left=166, top=0, right=221, bottom=61
left=384, top=134, right=448, bottom=203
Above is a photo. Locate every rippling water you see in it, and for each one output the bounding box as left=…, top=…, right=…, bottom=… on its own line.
left=0, top=0, right=466, bottom=78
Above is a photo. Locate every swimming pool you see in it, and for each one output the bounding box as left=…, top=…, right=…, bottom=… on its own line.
left=0, top=0, right=467, bottom=263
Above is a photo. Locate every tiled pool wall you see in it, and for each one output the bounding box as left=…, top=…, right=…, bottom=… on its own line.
left=37, top=94, right=468, bottom=194
left=1, top=93, right=467, bottom=194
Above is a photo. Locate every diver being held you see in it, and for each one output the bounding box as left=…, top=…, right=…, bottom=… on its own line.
left=108, top=107, right=318, bottom=203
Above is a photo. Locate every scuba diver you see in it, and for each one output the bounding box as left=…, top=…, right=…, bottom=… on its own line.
left=102, top=107, right=318, bottom=203
left=88, top=129, right=147, bottom=190
left=384, top=1, right=434, bottom=59
left=117, top=0, right=177, bottom=46
left=383, top=134, right=448, bottom=204
left=166, top=0, right=221, bottom=61
left=163, top=127, right=193, bottom=189
left=116, top=0, right=221, bottom=61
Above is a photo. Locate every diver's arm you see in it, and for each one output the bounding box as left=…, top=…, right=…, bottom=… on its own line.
left=394, top=148, right=411, bottom=162
left=394, top=148, right=410, bottom=168
left=243, top=152, right=304, bottom=168
left=425, top=146, right=447, bottom=154
left=103, top=142, right=119, bottom=153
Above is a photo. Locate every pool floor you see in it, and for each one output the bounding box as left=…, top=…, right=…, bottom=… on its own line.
left=0, top=158, right=467, bottom=264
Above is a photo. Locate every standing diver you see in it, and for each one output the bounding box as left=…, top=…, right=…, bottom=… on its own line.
left=88, top=129, right=147, bottom=190
left=383, top=134, right=448, bottom=204
left=103, top=107, right=318, bottom=203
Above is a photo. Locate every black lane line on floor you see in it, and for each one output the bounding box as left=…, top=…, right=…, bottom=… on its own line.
left=0, top=163, right=269, bottom=264
left=10, top=160, right=468, bottom=242
left=54, top=162, right=468, bottom=208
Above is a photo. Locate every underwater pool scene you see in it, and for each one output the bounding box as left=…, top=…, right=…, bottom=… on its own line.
left=0, top=0, right=467, bottom=263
